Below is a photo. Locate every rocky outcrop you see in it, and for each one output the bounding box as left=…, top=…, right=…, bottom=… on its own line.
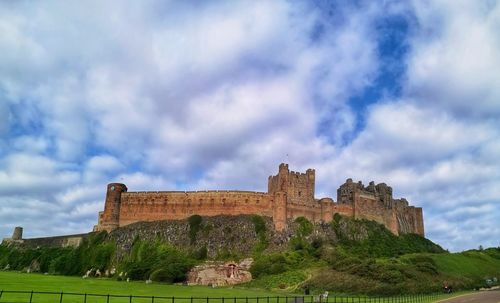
left=108, top=215, right=338, bottom=259
left=187, top=258, right=253, bottom=286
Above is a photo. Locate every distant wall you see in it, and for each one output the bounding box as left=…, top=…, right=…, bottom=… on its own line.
left=19, top=233, right=89, bottom=248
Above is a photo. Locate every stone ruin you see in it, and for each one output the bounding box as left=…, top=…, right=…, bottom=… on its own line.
left=1, top=226, right=24, bottom=244
left=187, top=258, right=253, bottom=286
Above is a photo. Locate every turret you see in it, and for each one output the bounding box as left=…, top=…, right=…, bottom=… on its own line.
left=12, top=226, right=23, bottom=240
left=99, top=183, right=127, bottom=232
left=306, top=169, right=315, bottom=198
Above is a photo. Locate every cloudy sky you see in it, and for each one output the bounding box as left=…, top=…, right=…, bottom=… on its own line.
left=1, top=0, right=499, bottom=252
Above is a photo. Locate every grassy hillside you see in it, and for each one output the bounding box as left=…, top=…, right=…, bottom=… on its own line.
left=430, top=249, right=500, bottom=280
left=247, top=217, right=500, bottom=295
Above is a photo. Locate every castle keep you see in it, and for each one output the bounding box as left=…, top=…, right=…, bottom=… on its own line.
left=95, top=164, right=424, bottom=236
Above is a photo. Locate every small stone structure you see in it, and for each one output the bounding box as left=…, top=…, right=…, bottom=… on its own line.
left=12, top=226, right=23, bottom=240
left=2, top=226, right=24, bottom=244
left=95, top=164, right=424, bottom=236
left=187, top=258, right=253, bottom=286
left=1, top=228, right=86, bottom=248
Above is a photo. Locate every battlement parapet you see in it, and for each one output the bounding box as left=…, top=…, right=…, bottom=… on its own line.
left=126, top=190, right=268, bottom=194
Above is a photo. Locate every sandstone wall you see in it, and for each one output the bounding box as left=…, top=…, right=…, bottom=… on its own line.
left=353, top=193, right=398, bottom=235
left=286, top=201, right=324, bottom=222
left=119, top=191, right=273, bottom=227
left=95, top=164, right=424, bottom=236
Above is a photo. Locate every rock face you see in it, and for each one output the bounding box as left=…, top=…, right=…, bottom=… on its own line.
left=187, top=258, right=253, bottom=286
left=108, top=215, right=338, bottom=259
left=95, top=163, right=424, bottom=237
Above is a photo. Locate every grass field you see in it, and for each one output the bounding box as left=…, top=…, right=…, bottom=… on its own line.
left=430, top=251, right=500, bottom=279
left=0, top=271, right=283, bottom=297
left=0, top=271, right=468, bottom=303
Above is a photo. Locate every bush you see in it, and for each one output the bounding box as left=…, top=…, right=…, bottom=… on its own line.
left=122, top=240, right=195, bottom=282
left=295, top=217, right=313, bottom=236
left=251, top=215, right=268, bottom=252
left=192, top=246, right=208, bottom=260
left=188, top=215, right=203, bottom=244
left=250, top=253, right=288, bottom=278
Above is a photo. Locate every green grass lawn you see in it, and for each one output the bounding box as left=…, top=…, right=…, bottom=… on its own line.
left=0, top=271, right=285, bottom=303
left=0, top=271, right=469, bottom=303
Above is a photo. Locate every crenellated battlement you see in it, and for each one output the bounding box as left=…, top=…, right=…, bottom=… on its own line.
left=95, top=164, right=424, bottom=236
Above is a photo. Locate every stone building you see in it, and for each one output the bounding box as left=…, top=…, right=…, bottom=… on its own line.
left=95, top=164, right=424, bottom=236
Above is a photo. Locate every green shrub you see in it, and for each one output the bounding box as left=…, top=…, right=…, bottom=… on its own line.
left=251, top=215, right=268, bottom=253
left=295, top=217, right=313, bottom=236
left=188, top=215, right=203, bottom=244
left=122, top=240, right=195, bottom=282
left=192, top=246, right=208, bottom=260
left=250, top=253, right=288, bottom=278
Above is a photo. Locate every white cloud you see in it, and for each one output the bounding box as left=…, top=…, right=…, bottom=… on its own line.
left=0, top=0, right=498, bottom=252
left=407, top=0, right=500, bottom=118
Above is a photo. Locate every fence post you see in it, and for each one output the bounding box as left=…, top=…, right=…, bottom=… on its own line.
left=60, top=292, right=64, bottom=303
left=107, top=295, right=110, bottom=303
left=0, top=290, right=3, bottom=300
left=29, top=291, right=34, bottom=303
left=84, top=293, right=87, bottom=303
left=172, top=297, right=175, bottom=303
left=152, top=296, right=155, bottom=303
left=130, top=295, right=132, bottom=303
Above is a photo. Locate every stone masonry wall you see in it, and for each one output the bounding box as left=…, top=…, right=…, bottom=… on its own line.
left=95, top=164, right=424, bottom=237
left=119, top=191, right=273, bottom=227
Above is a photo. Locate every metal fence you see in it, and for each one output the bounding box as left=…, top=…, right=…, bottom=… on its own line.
left=0, top=290, right=454, bottom=303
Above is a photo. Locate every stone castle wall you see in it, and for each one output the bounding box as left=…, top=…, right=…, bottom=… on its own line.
left=119, top=191, right=273, bottom=226
left=95, top=164, right=424, bottom=236
left=2, top=233, right=88, bottom=248
left=338, top=179, right=425, bottom=236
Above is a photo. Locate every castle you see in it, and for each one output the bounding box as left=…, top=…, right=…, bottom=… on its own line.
left=95, top=164, right=424, bottom=236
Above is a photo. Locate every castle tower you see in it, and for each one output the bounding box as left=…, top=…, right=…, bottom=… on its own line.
left=337, top=178, right=359, bottom=205
left=268, top=163, right=289, bottom=231
left=319, top=198, right=333, bottom=222
left=268, top=163, right=315, bottom=203
left=306, top=168, right=315, bottom=199
left=12, top=226, right=23, bottom=240
left=273, top=191, right=287, bottom=231
left=99, top=183, right=127, bottom=232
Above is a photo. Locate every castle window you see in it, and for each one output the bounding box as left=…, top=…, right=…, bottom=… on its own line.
left=256, top=199, right=260, bottom=204
left=245, top=199, right=249, bottom=203
left=298, top=191, right=301, bottom=197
